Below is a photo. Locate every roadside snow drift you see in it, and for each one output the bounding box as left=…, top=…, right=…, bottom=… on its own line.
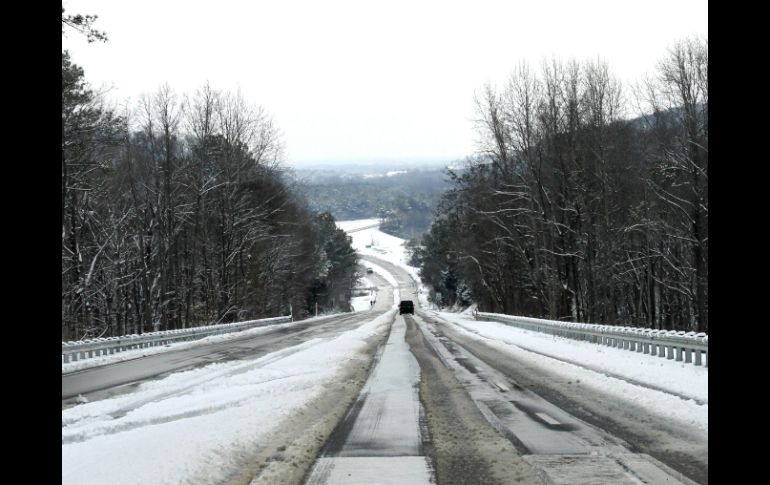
left=61, top=311, right=395, bottom=485
left=436, top=311, right=708, bottom=432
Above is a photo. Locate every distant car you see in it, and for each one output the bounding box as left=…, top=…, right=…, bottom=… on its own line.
left=366, top=267, right=373, bottom=274
left=399, top=300, right=414, bottom=315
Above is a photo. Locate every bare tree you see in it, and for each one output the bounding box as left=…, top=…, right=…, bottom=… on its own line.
left=420, top=40, right=707, bottom=332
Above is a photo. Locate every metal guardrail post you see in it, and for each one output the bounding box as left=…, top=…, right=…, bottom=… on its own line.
left=476, top=312, right=708, bottom=367
left=62, top=315, right=292, bottom=365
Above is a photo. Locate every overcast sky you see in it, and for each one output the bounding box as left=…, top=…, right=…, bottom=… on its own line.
left=62, top=0, right=707, bottom=167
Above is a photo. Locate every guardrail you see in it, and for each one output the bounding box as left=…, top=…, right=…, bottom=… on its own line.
left=62, top=315, right=292, bottom=364
left=475, top=312, right=708, bottom=367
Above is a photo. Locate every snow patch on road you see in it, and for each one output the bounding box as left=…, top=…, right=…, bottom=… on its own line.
left=351, top=294, right=375, bottom=312
left=62, top=310, right=395, bottom=485
left=363, top=261, right=401, bottom=307
left=336, top=218, right=380, bottom=232
left=339, top=220, right=429, bottom=308
left=308, top=457, right=432, bottom=485
left=436, top=311, right=708, bottom=433
left=62, top=320, right=301, bottom=374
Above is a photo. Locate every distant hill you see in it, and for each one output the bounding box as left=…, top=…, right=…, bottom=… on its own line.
left=287, top=157, right=460, bottom=172
left=627, top=104, right=707, bottom=131
left=289, top=165, right=458, bottom=240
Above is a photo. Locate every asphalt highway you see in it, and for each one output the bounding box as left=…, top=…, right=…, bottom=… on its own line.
left=362, top=254, right=706, bottom=485
left=62, top=254, right=706, bottom=484
left=62, top=268, right=394, bottom=407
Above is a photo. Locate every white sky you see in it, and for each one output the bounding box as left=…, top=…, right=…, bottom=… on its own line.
left=62, top=0, right=707, bottom=166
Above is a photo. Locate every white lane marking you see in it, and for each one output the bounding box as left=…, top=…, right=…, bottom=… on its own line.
left=536, top=412, right=561, bottom=425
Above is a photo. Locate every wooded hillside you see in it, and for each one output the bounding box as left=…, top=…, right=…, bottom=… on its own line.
left=416, top=38, right=708, bottom=332
left=63, top=21, right=358, bottom=340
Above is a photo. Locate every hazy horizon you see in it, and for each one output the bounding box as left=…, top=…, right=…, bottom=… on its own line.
left=286, top=155, right=461, bottom=169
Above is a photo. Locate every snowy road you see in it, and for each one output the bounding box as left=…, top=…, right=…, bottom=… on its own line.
left=62, top=270, right=399, bottom=485
left=62, top=269, right=394, bottom=406
left=61, top=220, right=707, bottom=484
left=413, top=312, right=700, bottom=484
left=305, top=316, right=433, bottom=484
left=366, top=252, right=707, bottom=485
left=63, top=313, right=356, bottom=401
left=62, top=312, right=395, bottom=485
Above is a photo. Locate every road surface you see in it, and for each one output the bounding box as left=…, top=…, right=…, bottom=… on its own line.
left=62, top=255, right=707, bottom=485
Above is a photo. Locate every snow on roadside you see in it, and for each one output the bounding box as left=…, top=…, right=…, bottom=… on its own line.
left=62, top=320, right=296, bottom=374
left=62, top=309, right=396, bottom=485
left=351, top=276, right=377, bottom=312
left=337, top=219, right=708, bottom=432
left=365, top=261, right=398, bottom=291
left=351, top=295, right=374, bottom=312
left=342, top=223, right=411, bottom=269
left=62, top=313, right=348, bottom=374
left=435, top=311, right=708, bottom=432
left=358, top=276, right=375, bottom=288
left=336, top=218, right=380, bottom=232
left=338, top=219, right=429, bottom=307
left=364, top=262, right=400, bottom=306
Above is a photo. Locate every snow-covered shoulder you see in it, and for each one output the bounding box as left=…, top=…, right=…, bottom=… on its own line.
left=435, top=310, right=708, bottom=432
left=338, top=219, right=429, bottom=307
left=62, top=310, right=395, bottom=485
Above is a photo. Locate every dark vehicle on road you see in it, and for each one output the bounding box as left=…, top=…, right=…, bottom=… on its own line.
left=399, top=300, right=414, bottom=314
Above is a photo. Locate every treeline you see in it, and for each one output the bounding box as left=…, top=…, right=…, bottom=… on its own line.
left=416, top=38, right=707, bottom=332
left=298, top=169, right=450, bottom=238
left=62, top=51, right=357, bottom=340
left=378, top=194, right=434, bottom=240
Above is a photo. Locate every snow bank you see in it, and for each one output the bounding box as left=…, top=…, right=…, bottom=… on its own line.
left=62, top=310, right=395, bottom=485
left=339, top=219, right=430, bottom=308
left=62, top=320, right=299, bottom=374
left=435, top=311, right=708, bottom=432
left=351, top=294, right=375, bottom=312
left=336, top=218, right=380, bottom=232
